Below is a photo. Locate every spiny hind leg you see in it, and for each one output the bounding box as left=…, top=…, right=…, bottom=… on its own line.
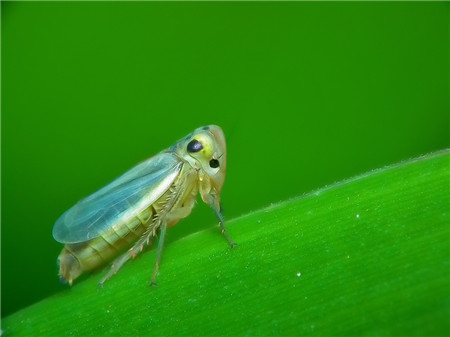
left=98, top=233, right=154, bottom=287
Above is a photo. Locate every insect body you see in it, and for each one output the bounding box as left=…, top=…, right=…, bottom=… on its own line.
left=52, top=125, right=235, bottom=286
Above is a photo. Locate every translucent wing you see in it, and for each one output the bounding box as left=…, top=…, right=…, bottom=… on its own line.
left=53, top=152, right=182, bottom=244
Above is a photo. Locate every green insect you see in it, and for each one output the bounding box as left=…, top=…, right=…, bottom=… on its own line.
left=52, top=125, right=235, bottom=286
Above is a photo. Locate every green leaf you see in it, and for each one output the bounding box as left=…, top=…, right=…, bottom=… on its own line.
left=3, top=150, right=449, bottom=336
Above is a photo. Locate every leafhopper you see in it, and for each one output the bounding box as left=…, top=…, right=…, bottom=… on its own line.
left=52, top=125, right=235, bottom=286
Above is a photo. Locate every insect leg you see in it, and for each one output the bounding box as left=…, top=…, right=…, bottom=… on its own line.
left=217, top=212, right=237, bottom=248
left=151, top=221, right=167, bottom=286
left=212, top=204, right=236, bottom=248
left=98, top=232, right=154, bottom=287
left=98, top=249, right=134, bottom=287
left=201, top=192, right=236, bottom=247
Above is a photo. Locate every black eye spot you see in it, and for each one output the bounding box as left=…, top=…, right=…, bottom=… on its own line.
left=209, top=159, right=220, bottom=168
left=187, top=139, right=203, bottom=153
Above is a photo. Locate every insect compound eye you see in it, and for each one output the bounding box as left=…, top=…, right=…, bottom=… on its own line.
left=187, top=139, right=203, bottom=153
left=209, top=159, right=220, bottom=168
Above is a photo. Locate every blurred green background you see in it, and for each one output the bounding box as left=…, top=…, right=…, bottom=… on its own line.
left=2, top=2, right=448, bottom=318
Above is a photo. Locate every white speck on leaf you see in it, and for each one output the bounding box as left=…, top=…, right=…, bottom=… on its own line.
left=296, top=272, right=302, bottom=277
left=356, top=214, right=360, bottom=218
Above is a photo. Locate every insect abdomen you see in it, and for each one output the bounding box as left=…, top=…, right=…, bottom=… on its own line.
left=58, top=207, right=154, bottom=285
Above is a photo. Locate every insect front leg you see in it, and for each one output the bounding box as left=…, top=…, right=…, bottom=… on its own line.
left=214, top=206, right=236, bottom=248
left=203, top=193, right=236, bottom=248
left=199, top=176, right=236, bottom=248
